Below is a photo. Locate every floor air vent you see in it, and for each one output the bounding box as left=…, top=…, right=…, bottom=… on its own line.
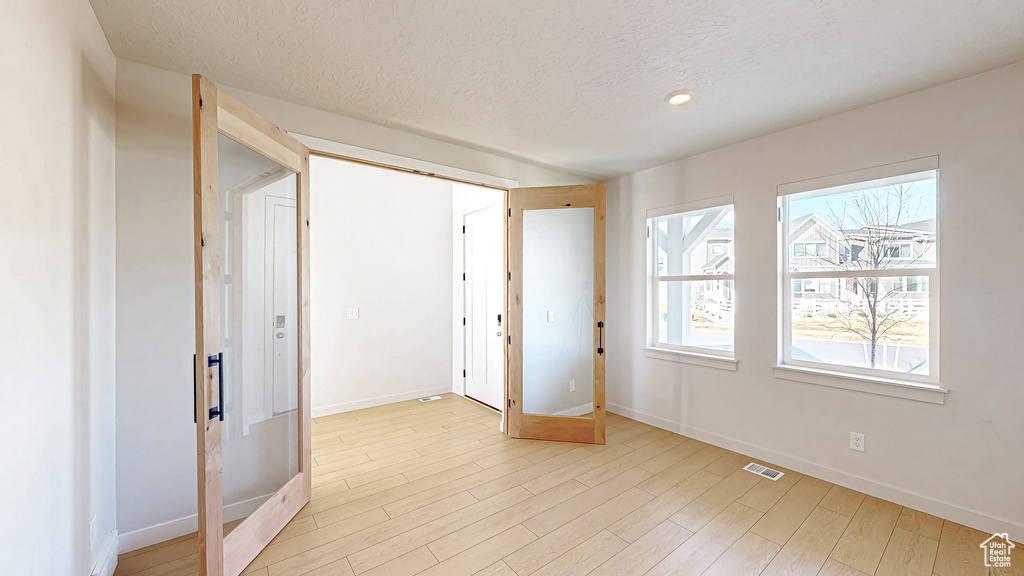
left=418, top=396, right=443, bottom=402
left=743, top=462, right=784, bottom=481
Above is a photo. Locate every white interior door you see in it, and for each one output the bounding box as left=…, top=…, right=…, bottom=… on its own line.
left=270, top=201, right=298, bottom=414
left=464, top=204, right=504, bottom=410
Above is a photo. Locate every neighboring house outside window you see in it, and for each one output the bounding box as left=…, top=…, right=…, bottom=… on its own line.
left=779, top=165, right=938, bottom=383
left=647, top=198, right=735, bottom=358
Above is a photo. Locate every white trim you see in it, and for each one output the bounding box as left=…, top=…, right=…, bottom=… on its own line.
left=657, top=273, right=736, bottom=282
left=291, top=133, right=518, bottom=189
left=788, top=268, right=935, bottom=280
left=311, top=385, right=454, bottom=418
left=552, top=403, right=595, bottom=417
left=643, top=347, right=738, bottom=371
left=773, top=364, right=946, bottom=404
left=118, top=492, right=275, bottom=552
left=646, top=194, right=735, bottom=218
left=606, top=402, right=1023, bottom=537
left=777, top=156, right=939, bottom=197
left=90, top=532, right=118, bottom=576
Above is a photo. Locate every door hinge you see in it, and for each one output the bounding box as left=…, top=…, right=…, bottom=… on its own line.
left=508, top=208, right=511, bottom=217
left=508, top=335, right=511, bottom=345
left=462, top=317, right=466, bottom=326
left=778, top=207, right=783, bottom=222
left=463, top=369, right=466, bottom=377
left=508, top=398, right=511, bottom=408
left=646, top=226, right=650, bottom=239
left=508, top=271, right=511, bottom=281
left=462, top=273, right=466, bottom=281
left=462, top=225, right=465, bottom=233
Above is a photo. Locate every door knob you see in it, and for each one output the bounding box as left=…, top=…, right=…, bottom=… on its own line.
left=276, top=332, right=285, bottom=339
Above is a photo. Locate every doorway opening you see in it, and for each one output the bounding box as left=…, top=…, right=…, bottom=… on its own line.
left=456, top=187, right=505, bottom=411
left=306, top=152, right=507, bottom=418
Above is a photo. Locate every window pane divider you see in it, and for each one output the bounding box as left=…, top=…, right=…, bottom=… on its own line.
left=786, top=268, right=933, bottom=280
left=657, top=274, right=735, bottom=282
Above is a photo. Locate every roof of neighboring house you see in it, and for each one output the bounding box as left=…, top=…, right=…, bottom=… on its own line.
left=904, top=218, right=935, bottom=232
left=701, top=254, right=733, bottom=272
left=843, top=219, right=936, bottom=238
left=788, top=213, right=840, bottom=244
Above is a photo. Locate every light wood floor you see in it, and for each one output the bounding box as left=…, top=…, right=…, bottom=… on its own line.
left=116, top=394, right=1019, bottom=576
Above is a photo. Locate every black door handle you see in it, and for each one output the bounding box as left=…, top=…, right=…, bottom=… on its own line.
left=208, top=353, right=224, bottom=421
left=598, top=322, right=604, bottom=355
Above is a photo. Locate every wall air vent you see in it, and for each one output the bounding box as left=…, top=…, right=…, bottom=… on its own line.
left=742, top=462, right=784, bottom=481
left=418, top=396, right=443, bottom=402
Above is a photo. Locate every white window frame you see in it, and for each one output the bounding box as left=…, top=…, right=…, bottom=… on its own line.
left=645, top=196, right=737, bottom=369
left=776, top=157, right=945, bottom=403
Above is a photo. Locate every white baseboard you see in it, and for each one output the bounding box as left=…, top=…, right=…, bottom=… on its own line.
left=90, top=531, right=118, bottom=576
left=607, top=402, right=1024, bottom=538
left=119, top=492, right=274, bottom=553
left=312, top=386, right=453, bottom=418
left=553, top=403, right=594, bottom=417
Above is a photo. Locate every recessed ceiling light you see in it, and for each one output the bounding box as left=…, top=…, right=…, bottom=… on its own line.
left=666, top=89, right=692, bottom=105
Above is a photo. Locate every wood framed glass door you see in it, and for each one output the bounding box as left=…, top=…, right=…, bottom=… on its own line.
left=192, top=74, right=312, bottom=576
left=504, top=184, right=606, bottom=444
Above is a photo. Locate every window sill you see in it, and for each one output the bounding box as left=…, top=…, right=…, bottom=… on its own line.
left=644, top=348, right=738, bottom=371
left=772, top=364, right=947, bottom=404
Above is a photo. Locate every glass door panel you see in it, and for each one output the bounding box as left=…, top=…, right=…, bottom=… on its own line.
left=521, top=208, right=595, bottom=416
left=217, top=133, right=299, bottom=528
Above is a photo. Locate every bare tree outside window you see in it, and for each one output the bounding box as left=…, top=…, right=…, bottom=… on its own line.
left=784, top=176, right=936, bottom=375
left=821, top=184, right=925, bottom=369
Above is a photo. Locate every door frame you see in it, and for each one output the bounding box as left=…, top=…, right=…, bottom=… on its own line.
left=504, top=184, right=607, bottom=444
left=192, top=74, right=312, bottom=576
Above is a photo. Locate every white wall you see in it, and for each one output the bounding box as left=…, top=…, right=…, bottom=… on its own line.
left=604, top=61, right=1024, bottom=536
left=0, top=0, right=117, bottom=574
left=113, top=60, right=589, bottom=549
left=311, top=156, right=455, bottom=415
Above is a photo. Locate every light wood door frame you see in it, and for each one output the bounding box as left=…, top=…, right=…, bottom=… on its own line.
left=504, top=184, right=606, bottom=444
left=192, top=74, right=312, bottom=576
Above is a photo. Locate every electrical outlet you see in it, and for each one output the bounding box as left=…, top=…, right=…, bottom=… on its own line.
left=547, top=310, right=554, bottom=322
left=850, top=432, right=865, bottom=452
left=89, top=515, right=97, bottom=548
left=569, top=380, right=576, bottom=392
left=346, top=308, right=359, bottom=320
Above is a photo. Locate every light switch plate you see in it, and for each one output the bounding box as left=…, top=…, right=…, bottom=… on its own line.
left=546, top=310, right=554, bottom=322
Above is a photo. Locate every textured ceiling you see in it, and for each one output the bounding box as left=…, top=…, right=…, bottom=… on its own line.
left=91, top=0, right=1024, bottom=180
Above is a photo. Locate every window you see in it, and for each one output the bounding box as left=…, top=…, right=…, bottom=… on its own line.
left=793, top=279, right=830, bottom=293
left=894, top=276, right=929, bottom=292
left=793, top=242, right=827, bottom=258
left=887, top=243, right=912, bottom=258
left=648, top=198, right=735, bottom=358
left=779, top=166, right=938, bottom=383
